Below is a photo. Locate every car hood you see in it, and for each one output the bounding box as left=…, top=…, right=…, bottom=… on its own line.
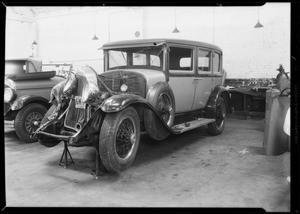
left=104, top=69, right=166, bottom=88
left=11, top=76, right=65, bottom=90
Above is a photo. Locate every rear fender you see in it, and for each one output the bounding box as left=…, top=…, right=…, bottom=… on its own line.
left=205, top=85, right=230, bottom=118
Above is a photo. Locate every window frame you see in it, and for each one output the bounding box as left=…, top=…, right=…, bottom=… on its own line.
left=197, top=47, right=212, bottom=76
left=167, top=44, right=196, bottom=77
left=212, top=50, right=223, bottom=76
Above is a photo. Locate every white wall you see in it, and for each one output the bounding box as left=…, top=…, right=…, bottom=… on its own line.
left=5, top=7, right=37, bottom=58
left=5, top=4, right=290, bottom=78
left=141, top=4, right=290, bottom=78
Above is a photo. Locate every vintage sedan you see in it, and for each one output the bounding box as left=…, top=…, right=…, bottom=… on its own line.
left=34, top=39, right=230, bottom=176
left=4, top=58, right=67, bottom=143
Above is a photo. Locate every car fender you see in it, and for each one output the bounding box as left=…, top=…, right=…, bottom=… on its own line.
left=11, top=95, right=50, bottom=111
left=70, top=94, right=176, bottom=147
left=100, top=93, right=176, bottom=132
left=100, top=93, right=150, bottom=113
left=205, top=85, right=230, bottom=118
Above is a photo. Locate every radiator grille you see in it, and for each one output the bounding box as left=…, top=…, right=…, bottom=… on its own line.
left=99, top=71, right=146, bottom=98
left=64, top=75, right=87, bottom=131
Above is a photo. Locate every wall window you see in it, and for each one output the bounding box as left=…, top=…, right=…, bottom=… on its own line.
left=198, top=49, right=211, bottom=72
left=212, top=52, right=220, bottom=73
left=169, top=47, right=194, bottom=74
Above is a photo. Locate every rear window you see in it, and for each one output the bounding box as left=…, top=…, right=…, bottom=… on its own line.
left=198, top=49, right=211, bottom=72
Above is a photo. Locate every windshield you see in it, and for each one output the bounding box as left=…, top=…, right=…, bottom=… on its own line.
left=106, top=46, right=164, bottom=70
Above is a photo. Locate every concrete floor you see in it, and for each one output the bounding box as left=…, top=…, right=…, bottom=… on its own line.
left=4, top=118, right=290, bottom=211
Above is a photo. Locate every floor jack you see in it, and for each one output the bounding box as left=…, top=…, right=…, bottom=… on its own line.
left=59, top=140, right=74, bottom=168
left=58, top=140, right=106, bottom=179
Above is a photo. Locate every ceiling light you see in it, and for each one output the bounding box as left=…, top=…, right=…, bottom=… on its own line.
left=254, top=7, right=263, bottom=28
left=172, top=7, right=180, bottom=33
left=254, top=21, right=263, bottom=28
left=172, top=27, right=180, bottom=33
left=92, top=34, right=99, bottom=40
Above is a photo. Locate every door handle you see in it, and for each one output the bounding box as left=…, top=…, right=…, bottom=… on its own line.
left=194, top=78, right=203, bottom=81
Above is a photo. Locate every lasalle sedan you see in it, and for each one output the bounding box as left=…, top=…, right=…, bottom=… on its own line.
left=34, top=39, right=230, bottom=176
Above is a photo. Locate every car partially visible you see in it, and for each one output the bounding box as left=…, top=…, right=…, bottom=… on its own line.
left=4, top=58, right=68, bottom=143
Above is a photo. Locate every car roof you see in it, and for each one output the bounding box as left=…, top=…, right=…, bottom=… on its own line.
left=101, top=38, right=222, bottom=52
left=5, top=58, right=29, bottom=61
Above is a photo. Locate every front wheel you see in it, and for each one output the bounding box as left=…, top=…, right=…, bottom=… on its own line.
left=99, top=106, right=140, bottom=173
left=207, top=97, right=226, bottom=136
left=14, top=103, right=47, bottom=143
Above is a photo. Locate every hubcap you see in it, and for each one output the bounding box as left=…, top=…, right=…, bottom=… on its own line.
left=25, top=112, right=43, bottom=134
left=157, top=93, right=173, bottom=126
left=116, top=117, right=136, bottom=159
left=216, top=104, right=225, bottom=128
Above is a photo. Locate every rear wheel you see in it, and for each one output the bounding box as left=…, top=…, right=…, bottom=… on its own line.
left=99, top=107, right=140, bottom=173
left=207, top=97, right=226, bottom=135
left=14, top=103, right=47, bottom=143
left=38, top=104, right=61, bottom=147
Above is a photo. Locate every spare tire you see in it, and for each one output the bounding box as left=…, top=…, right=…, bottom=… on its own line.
left=144, top=82, right=175, bottom=141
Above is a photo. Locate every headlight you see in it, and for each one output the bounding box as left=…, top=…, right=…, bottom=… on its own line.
left=120, top=84, right=128, bottom=92
left=4, top=88, right=15, bottom=103
left=81, top=81, right=100, bottom=103
left=63, top=72, right=77, bottom=94
left=5, top=79, right=16, bottom=90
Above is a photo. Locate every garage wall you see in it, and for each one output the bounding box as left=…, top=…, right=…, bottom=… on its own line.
left=141, top=4, right=290, bottom=78
left=36, top=7, right=143, bottom=73
left=5, top=4, right=290, bottom=78
left=5, top=7, right=37, bottom=58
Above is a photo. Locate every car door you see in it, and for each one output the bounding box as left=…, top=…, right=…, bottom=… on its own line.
left=191, top=47, right=213, bottom=110
left=167, top=45, right=197, bottom=113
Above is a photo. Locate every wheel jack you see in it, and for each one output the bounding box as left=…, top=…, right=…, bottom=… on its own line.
left=91, top=147, right=107, bottom=179
left=59, top=140, right=74, bottom=168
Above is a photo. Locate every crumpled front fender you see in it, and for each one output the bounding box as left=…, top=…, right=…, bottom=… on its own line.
left=50, top=80, right=66, bottom=104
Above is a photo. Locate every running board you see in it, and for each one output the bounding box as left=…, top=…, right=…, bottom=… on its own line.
left=171, top=118, right=215, bottom=134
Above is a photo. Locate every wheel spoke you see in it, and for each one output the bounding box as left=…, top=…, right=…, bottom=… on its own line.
left=115, top=117, right=136, bottom=159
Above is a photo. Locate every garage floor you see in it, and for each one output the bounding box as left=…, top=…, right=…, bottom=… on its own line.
left=4, top=118, right=290, bottom=211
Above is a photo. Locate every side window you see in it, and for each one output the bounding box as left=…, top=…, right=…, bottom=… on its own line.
left=198, top=49, right=211, bottom=72
left=212, top=52, right=220, bottom=73
left=169, top=47, right=194, bottom=74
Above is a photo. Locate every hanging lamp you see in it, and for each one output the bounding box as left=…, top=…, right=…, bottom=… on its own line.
left=172, top=7, right=180, bottom=33
left=92, top=11, right=99, bottom=40
left=254, top=7, right=263, bottom=28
